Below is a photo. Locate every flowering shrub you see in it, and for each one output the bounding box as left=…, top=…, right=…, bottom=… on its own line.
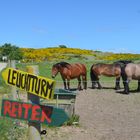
left=21, top=47, right=95, bottom=62
left=96, top=53, right=140, bottom=61
left=20, top=47, right=140, bottom=62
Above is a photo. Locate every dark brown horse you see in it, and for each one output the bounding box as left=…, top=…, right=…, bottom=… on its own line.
left=90, top=63, right=121, bottom=89
left=90, top=60, right=133, bottom=90
left=51, top=62, right=87, bottom=90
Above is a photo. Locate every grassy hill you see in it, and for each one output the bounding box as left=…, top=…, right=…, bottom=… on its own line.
left=20, top=47, right=140, bottom=63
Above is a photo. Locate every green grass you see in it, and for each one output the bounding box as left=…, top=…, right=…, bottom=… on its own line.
left=1, top=59, right=137, bottom=90
left=64, top=114, right=80, bottom=126
left=0, top=118, right=28, bottom=140
left=0, top=95, right=28, bottom=140
left=0, top=59, right=138, bottom=93
left=36, top=60, right=138, bottom=90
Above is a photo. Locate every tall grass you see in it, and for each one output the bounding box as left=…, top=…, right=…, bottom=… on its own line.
left=0, top=118, right=28, bottom=140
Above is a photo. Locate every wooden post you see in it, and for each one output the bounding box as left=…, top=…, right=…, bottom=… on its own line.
left=8, top=60, right=17, bottom=100
left=26, top=65, right=41, bottom=140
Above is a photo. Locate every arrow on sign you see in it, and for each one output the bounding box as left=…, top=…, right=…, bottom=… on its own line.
left=1, top=99, right=69, bottom=126
left=2, top=68, right=55, bottom=100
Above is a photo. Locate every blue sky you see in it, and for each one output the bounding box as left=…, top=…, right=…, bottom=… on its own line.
left=0, top=0, right=140, bottom=53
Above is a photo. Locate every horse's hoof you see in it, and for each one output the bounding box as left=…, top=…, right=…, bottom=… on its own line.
left=91, top=86, right=96, bottom=89
left=98, top=87, right=102, bottom=89
left=84, top=86, right=87, bottom=90
left=137, top=88, right=140, bottom=92
left=115, top=87, right=121, bottom=90
left=78, top=88, right=83, bottom=91
left=124, top=91, right=129, bottom=94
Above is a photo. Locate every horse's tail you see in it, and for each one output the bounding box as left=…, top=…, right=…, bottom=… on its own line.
left=120, top=63, right=130, bottom=94
left=90, top=65, right=96, bottom=81
left=90, top=65, right=97, bottom=88
left=120, top=64, right=127, bottom=81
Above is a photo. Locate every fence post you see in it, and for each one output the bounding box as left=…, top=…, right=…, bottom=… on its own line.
left=26, top=65, right=41, bottom=140
left=8, top=60, right=17, bottom=100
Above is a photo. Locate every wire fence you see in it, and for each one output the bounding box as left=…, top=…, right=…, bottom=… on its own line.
left=51, top=80, right=138, bottom=83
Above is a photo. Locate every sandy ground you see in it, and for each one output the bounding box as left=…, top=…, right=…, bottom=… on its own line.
left=43, top=86, right=140, bottom=140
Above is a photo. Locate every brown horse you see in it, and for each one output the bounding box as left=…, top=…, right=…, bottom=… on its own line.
left=90, top=63, right=121, bottom=89
left=51, top=62, right=87, bottom=90
left=121, top=63, right=140, bottom=94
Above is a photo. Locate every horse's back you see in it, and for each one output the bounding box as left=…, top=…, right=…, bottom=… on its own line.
left=73, top=63, right=86, bottom=74
left=91, top=63, right=121, bottom=77
left=66, top=63, right=86, bottom=79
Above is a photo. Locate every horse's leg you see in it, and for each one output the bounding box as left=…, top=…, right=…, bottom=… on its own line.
left=62, top=78, right=67, bottom=89
left=122, top=76, right=129, bottom=94
left=91, top=76, right=98, bottom=89
left=125, top=80, right=130, bottom=94
left=121, top=65, right=129, bottom=94
left=82, top=75, right=87, bottom=89
left=97, top=80, right=102, bottom=89
left=92, top=81, right=96, bottom=89
left=96, top=76, right=102, bottom=89
left=67, top=79, right=70, bottom=90
left=77, top=77, right=82, bottom=90
left=91, top=71, right=97, bottom=89
left=115, top=77, right=121, bottom=90
left=137, top=80, right=140, bottom=92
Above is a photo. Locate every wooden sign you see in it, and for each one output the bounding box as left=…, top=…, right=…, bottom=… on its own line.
left=2, top=68, right=55, bottom=100
left=1, top=99, right=69, bottom=126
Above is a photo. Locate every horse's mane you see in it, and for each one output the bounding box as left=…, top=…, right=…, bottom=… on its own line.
left=114, top=60, right=133, bottom=64
left=53, top=62, right=70, bottom=67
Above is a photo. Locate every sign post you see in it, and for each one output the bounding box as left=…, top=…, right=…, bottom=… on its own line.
left=2, top=67, right=55, bottom=100
left=8, top=60, right=17, bottom=100
left=1, top=99, right=69, bottom=126
left=1, top=66, right=69, bottom=139
left=26, top=66, right=41, bottom=140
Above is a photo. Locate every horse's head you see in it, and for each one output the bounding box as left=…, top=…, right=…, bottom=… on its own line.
left=51, top=64, right=60, bottom=78
left=52, top=62, right=70, bottom=78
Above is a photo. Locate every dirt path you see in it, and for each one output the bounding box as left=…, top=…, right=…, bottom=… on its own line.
left=75, top=89, right=140, bottom=140
left=44, top=87, right=140, bottom=140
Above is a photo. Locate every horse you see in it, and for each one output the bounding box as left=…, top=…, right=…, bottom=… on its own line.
left=121, top=63, right=140, bottom=94
left=113, top=60, right=133, bottom=89
left=90, top=60, right=133, bottom=90
left=51, top=62, right=87, bottom=90
left=90, top=63, right=121, bottom=89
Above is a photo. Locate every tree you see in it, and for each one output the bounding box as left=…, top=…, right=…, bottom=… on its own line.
left=59, top=45, right=67, bottom=48
left=1, top=43, right=23, bottom=60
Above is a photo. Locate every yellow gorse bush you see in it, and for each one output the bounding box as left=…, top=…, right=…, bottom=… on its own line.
left=97, top=53, right=140, bottom=61
left=21, top=47, right=94, bottom=62
left=20, top=48, right=140, bottom=62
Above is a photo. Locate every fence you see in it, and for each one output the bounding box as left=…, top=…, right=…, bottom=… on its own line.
left=41, top=88, right=77, bottom=117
